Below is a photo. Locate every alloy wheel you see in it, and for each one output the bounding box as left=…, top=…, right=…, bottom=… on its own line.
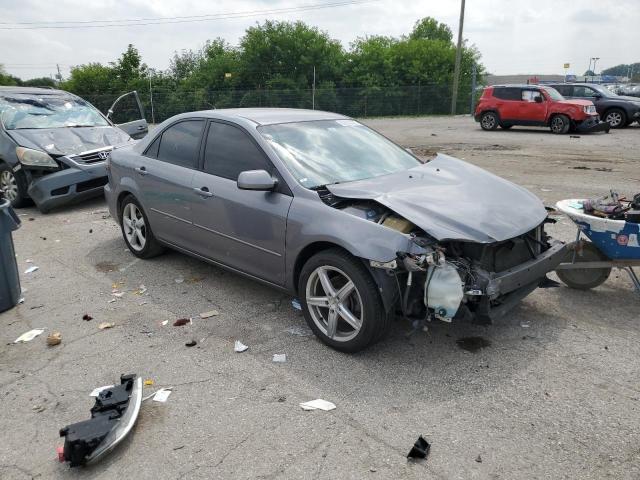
left=122, top=203, right=147, bottom=251
left=481, top=114, right=496, bottom=129
left=305, top=265, right=363, bottom=342
left=0, top=170, right=18, bottom=202
left=551, top=117, right=564, bottom=133
left=605, top=111, right=622, bottom=127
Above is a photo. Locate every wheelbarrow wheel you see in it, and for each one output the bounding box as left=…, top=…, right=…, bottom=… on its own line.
left=556, top=242, right=611, bottom=290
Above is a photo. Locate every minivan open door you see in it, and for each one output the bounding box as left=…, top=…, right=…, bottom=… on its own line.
left=107, top=91, right=148, bottom=139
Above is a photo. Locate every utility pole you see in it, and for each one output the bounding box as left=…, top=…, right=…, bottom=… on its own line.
left=591, top=57, right=600, bottom=82
left=312, top=65, right=316, bottom=110
left=148, top=76, right=156, bottom=124
left=55, top=64, right=62, bottom=85
left=450, top=0, right=466, bottom=115
left=470, top=63, right=477, bottom=115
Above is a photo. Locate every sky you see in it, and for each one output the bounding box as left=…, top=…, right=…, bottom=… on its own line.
left=1, top=0, right=639, bottom=80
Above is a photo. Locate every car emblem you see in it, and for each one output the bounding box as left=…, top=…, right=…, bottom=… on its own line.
left=98, top=151, right=110, bottom=160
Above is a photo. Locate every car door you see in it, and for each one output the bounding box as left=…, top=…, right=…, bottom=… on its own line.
left=135, top=119, right=205, bottom=250
left=520, top=88, right=547, bottom=123
left=190, top=120, right=293, bottom=285
left=492, top=87, right=523, bottom=122
left=107, top=91, right=149, bottom=139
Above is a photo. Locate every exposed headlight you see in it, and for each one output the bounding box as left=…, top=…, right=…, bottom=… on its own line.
left=15, top=147, right=58, bottom=168
left=583, top=105, right=597, bottom=114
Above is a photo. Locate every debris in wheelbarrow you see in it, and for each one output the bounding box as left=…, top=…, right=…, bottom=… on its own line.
left=58, top=374, right=142, bottom=467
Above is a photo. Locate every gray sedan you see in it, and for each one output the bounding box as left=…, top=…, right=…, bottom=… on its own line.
left=105, top=108, right=566, bottom=352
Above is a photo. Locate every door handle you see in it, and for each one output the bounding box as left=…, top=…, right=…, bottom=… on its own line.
left=193, top=187, right=214, bottom=198
left=137, top=125, right=146, bottom=130
left=135, top=166, right=148, bottom=176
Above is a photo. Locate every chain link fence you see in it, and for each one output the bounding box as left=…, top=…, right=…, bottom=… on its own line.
left=83, top=82, right=476, bottom=124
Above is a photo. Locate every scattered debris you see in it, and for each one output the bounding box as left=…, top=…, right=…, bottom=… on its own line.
left=407, top=436, right=430, bottom=460
left=234, top=340, right=249, bottom=352
left=98, top=322, right=114, bottom=330
left=14, top=328, right=45, bottom=343
left=30, top=304, right=44, bottom=310
left=570, top=135, right=581, bottom=139
left=456, top=337, right=491, bottom=352
left=299, top=399, right=336, bottom=411
left=161, top=320, right=169, bottom=326
left=59, top=374, right=142, bottom=467
left=89, top=385, right=114, bottom=397
left=520, top=321, right=530, bottom=328
left=173, top=318, right=191, bottom=327
left=278, top=396, right=286, bottom=402
left=25, top=258, right=33, bottom=263
left=18, top=297, right=24, bottom=304
left=540, top=188, right=552, bottom=192
left=32, top=405, right=46, bottom=413
left=107, top=298, right=116, bottom=304
left=82, top=314, right=93, bottom=321
left=291, top=298, right=302, bottom=311
left=173, top=445, right=185, bottom=451
left=199, top=310, right=219, bottom=319
left=185, top=340, right=197, bottom=347
left=28, top=217, right=35, bottom=221
left=539, top=277, right=561, bottom=288
left=272, top=353, right=287, bottom=363
left=475, top=454, right=483, bottom=463
left=111, top=292, right=124, bottom=298
left=89, top=229, right=93, bottom=234
left=174, top=277, right=184, bottom=284
left=152, top=388, right=172, bottom=403
left=139, top=301, right=147, bottom=306
left=285, top=326, right=313, bottom=337
left=144, top=379, right=154, bottom=386
left=24, top=265, right=39, bottom=274
left=133, top=285, right=147, bottom=295
left=47, top=331, right=62, bottom=346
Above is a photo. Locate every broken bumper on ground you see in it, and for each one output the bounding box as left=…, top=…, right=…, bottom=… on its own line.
left=576, top=116, right=610, bottom=134
left=27, top=158, right=108, bottom=212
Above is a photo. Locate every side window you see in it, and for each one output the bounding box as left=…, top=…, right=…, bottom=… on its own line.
left=144, top=135, right=161, bottom=159
left=522, top=90, right=542, bottom=102
left=554, top=85, right=571, bottom=96
left=493, top=87, right=521, bottom=101
left=573, top=86, right=596, bottom=98
left=156, top=120, right=204, bottom=168
left=203, top=122, right=270, bottom=180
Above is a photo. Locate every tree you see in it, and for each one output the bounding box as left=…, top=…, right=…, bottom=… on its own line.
left=584, top=69, right=595, bottom=76
left=0, top=65, right=21, bottom=86
left=22, top=77, right=56, bottom=87
left=110, top=44, right=147, bottom=88
left=409, top=17, right=453, bottom=43
left=601, top=62, right=640, bottom=78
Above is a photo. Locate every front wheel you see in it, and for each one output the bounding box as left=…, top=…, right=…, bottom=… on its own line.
left=603, top=108, right=627, bottom=128
left=550, top=114, right=570, bottom=134
left=119, top=194, right=165, bottom=259
left=556, top=241, right=611, bottom=290
left=480, top=112, right=499, bottom=131
left=299, top=249, right=389, bottom=353
left=0, top=164, right=30, bottom=208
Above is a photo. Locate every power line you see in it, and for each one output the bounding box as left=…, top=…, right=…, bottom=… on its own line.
left=0, top=0, right=378, bottom=30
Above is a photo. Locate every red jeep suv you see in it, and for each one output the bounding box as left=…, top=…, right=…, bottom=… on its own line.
left=474, top=84, right=609, bottom=134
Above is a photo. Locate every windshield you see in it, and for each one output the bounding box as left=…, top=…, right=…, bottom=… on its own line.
left=0, top=94, right=109, bottom=130
left=542, top=87, right=564, bottom=101
left=259, top=119, right=421, bottom=189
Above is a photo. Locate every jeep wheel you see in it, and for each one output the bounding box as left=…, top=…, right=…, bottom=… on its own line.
left=480, top=112, right=499, bottom=131
left=550, top=115, right=570, bottom=134
left=603, top=108, right=627, bottom=128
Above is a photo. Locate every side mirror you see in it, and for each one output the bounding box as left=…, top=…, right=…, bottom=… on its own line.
left=534, top=96, right=543, bottom=103
left=237, top=170, right=277, bottom=191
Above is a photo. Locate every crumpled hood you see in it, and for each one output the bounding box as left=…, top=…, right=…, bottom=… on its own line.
left=327, top=153, right=548, bottom=243
left=557, top=99, right=592, bottom=108
left=8, top=126, right=132, bottom=156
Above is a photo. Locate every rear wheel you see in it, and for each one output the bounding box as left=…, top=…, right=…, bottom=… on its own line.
left=480, top=112, right=499, bottom=131
left=556, top=241, right=611, bottom=290
left=0, top=164, right=30, bottom=208
left=119, top=195, right=164, bottom=259
left=299, top=249, right=389, bottom=353
left=603, top=108, right=627, bottom=128
left=550, top=114, right=570, bottom=134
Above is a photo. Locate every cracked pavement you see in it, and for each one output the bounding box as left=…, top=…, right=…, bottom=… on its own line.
left=1, top=117, right=639, bottom=479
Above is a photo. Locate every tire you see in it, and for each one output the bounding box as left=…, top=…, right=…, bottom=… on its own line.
left=550, top=114, right=570, bottom=134
left=299, top=249, right=389, bottom=353
left=501, top=124, right=513, bottom=130
left=603, top=108, right=627, bottom=128
left=556, top=241, right=611, bottom=290
left=480, top=112, right=499, bottom=131
left=119, top=194, right=164, bottom=259
left=0, top=164, right=30, bottom=208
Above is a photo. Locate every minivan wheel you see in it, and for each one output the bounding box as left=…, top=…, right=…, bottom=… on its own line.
left=550, top=114, right=570, bottom=134
left=480, top=112, right=499, bottom=131
left=603, top=108, right=626, bottom=128
left=120, top=195, right=164, bottom=259
left=0, top=164, right=30, bottom=208
left=299, top=249, right=388, bottom=353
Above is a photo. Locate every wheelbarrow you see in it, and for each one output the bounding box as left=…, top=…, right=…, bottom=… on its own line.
left=554, top=199, right=640, bottom=294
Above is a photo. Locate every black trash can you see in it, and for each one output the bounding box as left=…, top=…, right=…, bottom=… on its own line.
left=0, top=198, right=22, bottom=313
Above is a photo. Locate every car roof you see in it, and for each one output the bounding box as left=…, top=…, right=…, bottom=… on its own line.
left=0, top=86, right=75, bottom=96
left=489, top=84, right=549, bottom=89
left=186, top=108, right=349, bottom=126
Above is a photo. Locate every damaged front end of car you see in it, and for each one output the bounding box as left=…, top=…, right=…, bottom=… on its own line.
left=323, top=154, right=568, bottom=324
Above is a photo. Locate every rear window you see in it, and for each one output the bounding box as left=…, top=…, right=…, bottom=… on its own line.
left=492, top=87, right=521, bottom=101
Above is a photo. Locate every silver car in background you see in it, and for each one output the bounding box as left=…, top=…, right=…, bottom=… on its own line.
left=105, top=108, right=566, bottom=352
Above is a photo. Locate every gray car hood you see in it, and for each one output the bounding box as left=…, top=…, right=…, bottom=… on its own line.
left=327, top=153, right=547, bottom=243
left=8, top=126, right=132, bottom=156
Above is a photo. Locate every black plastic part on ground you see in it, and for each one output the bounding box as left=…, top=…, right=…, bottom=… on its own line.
left=407, top=436, right=431, bottom=459
left=59, top=374, right=136, bottom=467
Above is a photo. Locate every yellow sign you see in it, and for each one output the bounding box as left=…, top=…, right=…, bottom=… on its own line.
left=225, top=72, right=232, bottom=78
left=563, top=63, right=570, bottom=69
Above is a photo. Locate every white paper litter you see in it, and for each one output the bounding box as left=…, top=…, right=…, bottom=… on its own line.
left=299, top=399, right=336, bottom=411
left=199, top=310, right=219, bottom=318
left=153, top=388, right=172, bottom=403
left=272, top=353, right=287, bottom=363
left=25, top=259, right=33, bottom=263
left=107, top=298, right=116, bottom=304
left=161, top=320, right=168, bottom=326
left=24, top=266, right=39, bottom=274
left=174, top=277, right=184, bottom=284
left=291, top=299, right=302, bottom=310
left=89, top=385, right=114, bottom=397
left=14, top=329, right=45, bottom=343
left=111, top=292, right=124, bottom=298
left=234, top=340, right=248, bottom=352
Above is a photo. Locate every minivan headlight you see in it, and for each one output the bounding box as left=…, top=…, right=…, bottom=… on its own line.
left=15, top=147, right=58, bottom=168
